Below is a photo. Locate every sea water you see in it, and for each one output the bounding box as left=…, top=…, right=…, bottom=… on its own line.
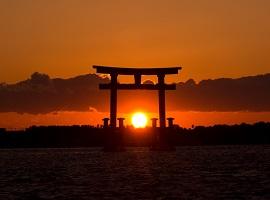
left=0, top=146, right=269, bottom=199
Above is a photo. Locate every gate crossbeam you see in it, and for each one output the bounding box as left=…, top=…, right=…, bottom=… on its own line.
left=99, top=83, right=176, bottom=90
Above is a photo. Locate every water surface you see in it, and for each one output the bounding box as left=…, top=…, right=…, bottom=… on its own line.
left=0, top=146, right=269, bottom=199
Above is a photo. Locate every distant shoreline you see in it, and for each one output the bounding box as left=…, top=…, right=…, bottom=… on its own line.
left=1, top=122, right=269, bottom=148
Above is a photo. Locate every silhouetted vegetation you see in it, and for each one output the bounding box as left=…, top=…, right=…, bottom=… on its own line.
left=0, top=122, right=269, bottom=148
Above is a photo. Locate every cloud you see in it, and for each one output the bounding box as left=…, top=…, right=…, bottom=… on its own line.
left=0, top=72, right=270, bottom=114
left=142, top=79, right=155, bottom=84
left=0, top=72, right=110, bottom=114
left=169, top=74, right=270, bottom=112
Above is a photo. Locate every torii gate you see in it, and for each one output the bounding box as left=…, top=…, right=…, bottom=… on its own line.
left=93, top=66, right=181, bottom=128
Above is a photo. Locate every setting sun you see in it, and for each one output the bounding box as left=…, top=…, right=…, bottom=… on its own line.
left=131, top=112, right=148, bottom=128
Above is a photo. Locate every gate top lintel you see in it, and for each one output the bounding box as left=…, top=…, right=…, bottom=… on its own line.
left=93, top=65, right=181, bottom=75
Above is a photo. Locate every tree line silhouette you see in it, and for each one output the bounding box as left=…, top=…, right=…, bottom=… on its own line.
left=0, top=122, right=269, bottom=148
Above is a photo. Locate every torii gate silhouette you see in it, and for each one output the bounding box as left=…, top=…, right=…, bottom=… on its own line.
left=93, top=65, right=182, bottom=128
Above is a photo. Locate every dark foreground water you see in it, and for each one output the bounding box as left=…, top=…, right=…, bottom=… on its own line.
left=0, top=146, right=269, bottom=200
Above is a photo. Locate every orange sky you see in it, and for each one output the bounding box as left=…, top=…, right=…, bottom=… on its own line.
left=1, top=111, right=270, bottom=130
left=1, top=0, right=270, bottom=83
left=1, top=0, right=270, bottom=128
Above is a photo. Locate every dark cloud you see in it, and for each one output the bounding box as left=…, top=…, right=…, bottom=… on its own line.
left=0, top=72, right=110, bottom=114
left=168, top=74, right=270, bottom=112
left=0, top=72, right=270, bottom=114
left=142, top=79, right=155, bottom=84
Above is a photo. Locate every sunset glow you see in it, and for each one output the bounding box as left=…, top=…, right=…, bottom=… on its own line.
left=0, top=0, right=270, bottom=128
left=131, top=112, right=148, bottom=128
